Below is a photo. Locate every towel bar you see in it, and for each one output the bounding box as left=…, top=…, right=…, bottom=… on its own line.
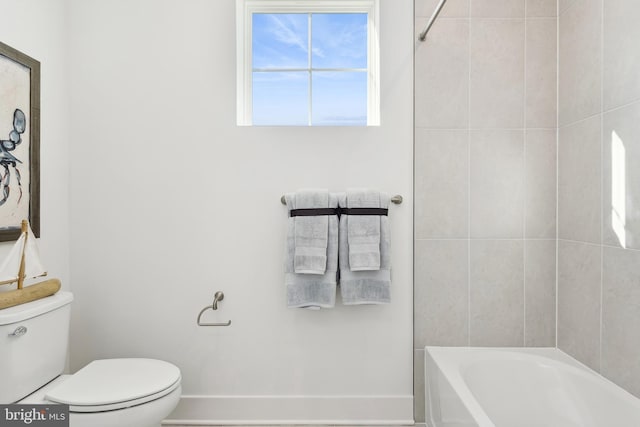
left=197, top=291, right=231, bottom=327
left=280, top=194, right=403, bottom=205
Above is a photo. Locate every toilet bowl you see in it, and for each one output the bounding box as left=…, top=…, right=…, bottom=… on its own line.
left=20, top=358, right=182, bottom=427
left=1, top=291, right=182, bottom=427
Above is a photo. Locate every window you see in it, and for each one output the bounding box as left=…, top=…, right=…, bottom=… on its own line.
left=236, top=0, right=380, bottom=126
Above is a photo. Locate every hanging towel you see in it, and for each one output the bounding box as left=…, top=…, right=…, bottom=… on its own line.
left=345, top=189, right=382, bottom=271
left=284, top=191, right=338, bottom=309
left=293, top=189, right=329, bottom=274
left=338, top=191, right=391, bottom=305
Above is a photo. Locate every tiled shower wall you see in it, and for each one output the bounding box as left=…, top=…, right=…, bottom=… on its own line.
left=558, top=0, right=640, bottom=398
left=413, top=0, right=558, bottom=421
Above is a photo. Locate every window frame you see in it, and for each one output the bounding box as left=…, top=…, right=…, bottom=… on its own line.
left=236, top=0, right=380, bottom=126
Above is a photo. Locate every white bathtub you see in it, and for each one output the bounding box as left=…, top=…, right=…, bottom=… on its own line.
left=424, top=347, right=640, bottom=427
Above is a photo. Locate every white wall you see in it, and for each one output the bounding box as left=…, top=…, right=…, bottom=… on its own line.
left=67, top=0, right=414, bottom=423
left=0, top=1, right=71, bottom=290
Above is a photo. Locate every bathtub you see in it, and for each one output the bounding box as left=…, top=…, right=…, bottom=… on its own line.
left=424, top=347, right=640, bottom=427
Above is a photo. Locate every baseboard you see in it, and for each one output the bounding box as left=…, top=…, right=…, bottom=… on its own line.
left=164, top=395, right=414, bottom=425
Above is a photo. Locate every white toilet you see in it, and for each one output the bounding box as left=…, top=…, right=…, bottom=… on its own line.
left=0, top=291, right=181, bottom=427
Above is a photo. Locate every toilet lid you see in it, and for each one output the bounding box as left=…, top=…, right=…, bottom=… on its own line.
left=45, top=358, right=181, bottom=412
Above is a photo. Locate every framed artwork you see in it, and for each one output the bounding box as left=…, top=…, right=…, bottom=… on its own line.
left=0, top=41, right=40, bottom=242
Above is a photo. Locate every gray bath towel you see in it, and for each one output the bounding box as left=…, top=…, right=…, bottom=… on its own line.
left=345, top=189, right=382, bottom=271
left=338, top=191, right=391, bottom=305
left=293, top=189, right=329, bottom=274
left=284, top=191, right=338, bottom=309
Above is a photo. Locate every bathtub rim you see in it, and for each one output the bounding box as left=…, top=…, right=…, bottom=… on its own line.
left=424, top=346, right=640, bottom=427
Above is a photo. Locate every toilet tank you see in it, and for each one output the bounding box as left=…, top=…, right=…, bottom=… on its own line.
left=0, top=291, right=73, bottom=403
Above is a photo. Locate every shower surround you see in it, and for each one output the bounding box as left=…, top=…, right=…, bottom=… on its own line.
left=413, top=0, right=557, bottom=422
left=415, top=0, right=640, bottom=422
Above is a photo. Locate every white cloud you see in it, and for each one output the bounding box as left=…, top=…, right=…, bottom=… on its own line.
left=267, top=14, right=307, bottom=53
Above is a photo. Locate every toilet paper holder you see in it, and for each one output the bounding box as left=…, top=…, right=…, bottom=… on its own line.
left=197, top=291, right=231, bottom=327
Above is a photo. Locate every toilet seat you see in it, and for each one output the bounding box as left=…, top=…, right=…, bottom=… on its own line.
left=45, top=358, right=181, bottom=413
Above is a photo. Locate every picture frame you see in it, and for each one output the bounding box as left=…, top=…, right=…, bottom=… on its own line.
left=0, top=41, right=40, bottom=242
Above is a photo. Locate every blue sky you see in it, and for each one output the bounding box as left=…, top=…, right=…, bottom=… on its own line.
left=252, top=13, right=368, bottom=126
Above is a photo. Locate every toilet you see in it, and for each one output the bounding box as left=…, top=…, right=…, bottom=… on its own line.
left=0, top=291, right=181, bottom=427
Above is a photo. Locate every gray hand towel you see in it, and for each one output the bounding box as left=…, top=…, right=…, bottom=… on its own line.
left=338, top=192, right=391, bottom=305
left=346, top=189, right=381, bottom=271
left=293, top=189, right=329, bottom=274
left=284, top=192, right=338, bottom=309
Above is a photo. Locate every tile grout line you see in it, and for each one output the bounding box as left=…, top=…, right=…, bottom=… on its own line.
left=557, top=238, right=628, bottom=249
left=559, top=97, right=640, bottom=130
left=412, top=2, right=416, bottom=420
left=415, top=237, right=557, bottom=241
left=555, top=0, right=560, bottom=351
left=599, top=0, right=604, bottom=373
left=467, top=8, right=472, bottom=348
left=600, top=97, right=640, bottom=116
left=416, top=15, right=555, bottom=21
left=415, top=16, right=556, bottom=21
left=523, top=2, right=528, bottom=347
left=414, top=126, right=558, bottom=131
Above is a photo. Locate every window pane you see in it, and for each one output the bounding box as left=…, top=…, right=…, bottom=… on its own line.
left=253, top=72, right=309, bottom=126
left=312, top=14, right=367, bottom=69
left=312, top=71, right=367, bottom=126
left=252, top=14, right=309, bottom=69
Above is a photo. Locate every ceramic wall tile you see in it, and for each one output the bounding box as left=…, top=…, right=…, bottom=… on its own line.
left=527, top=0, right=557, bottom=17
left=469, top=20, right=525, bottom=129
left=557, top=240, right=601, bottom=371
left=603, top=0, right=640, bottom=110
left=416, top=0, right=470, bottom=18
left=470, top=240, right=524, bottom=346
left=415, top=19, right=469, bottom=129
left=415, top=240, right=469, bottom=348
left=601, top=246, right=640, bottom=398
left=415, top=130, right=469, bottom=239
left=558, top=116, right=602, bottom=244
left=525, top=239, right=556, bottom=346
left=525, top=129, right=557, bottom=238
left=414, top=349, right=426, bottom=422
left=526, top=18, right=557, bottom=128
left=470, top=130, right=524, bottom=238
left=471, top=0, right=525, bottom=18
left=558, top=0, right=602, bottom=126
left=602, top=102, right=640, bottom=250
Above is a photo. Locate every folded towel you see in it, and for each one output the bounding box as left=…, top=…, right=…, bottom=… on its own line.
left=338, top=191, right=391, bottom=305
left=293, top=189, right=329, bottom=274
left=284, top=191, right=338, bottom=309
left=346, top=189, right=382, bottom=270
